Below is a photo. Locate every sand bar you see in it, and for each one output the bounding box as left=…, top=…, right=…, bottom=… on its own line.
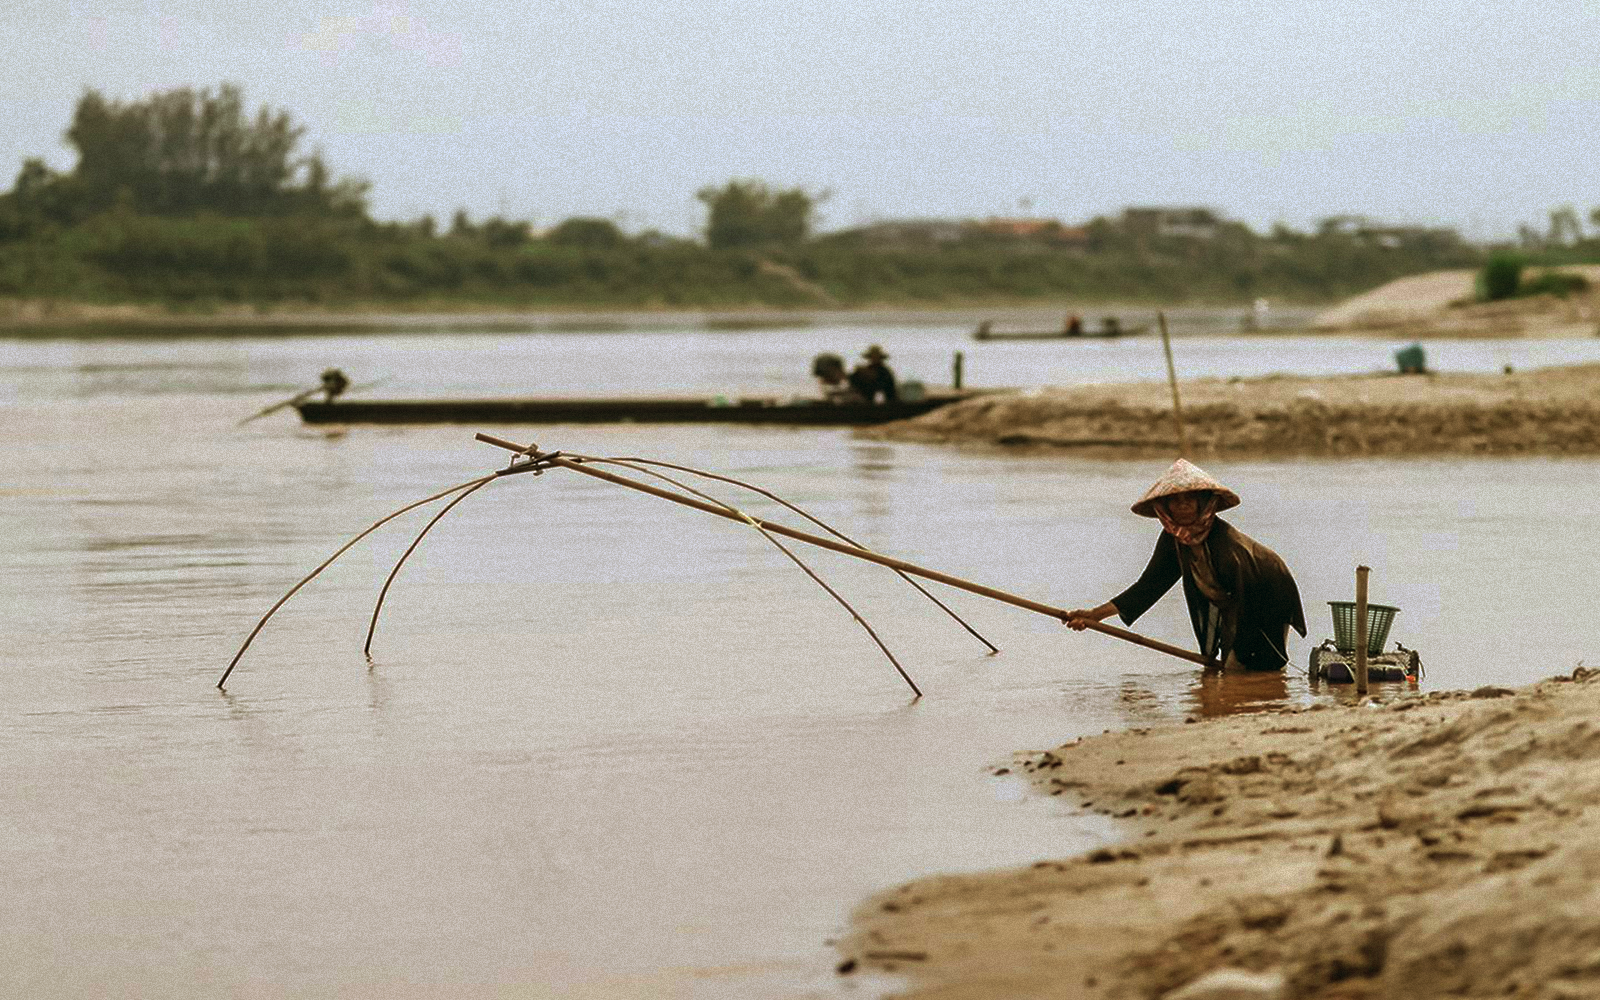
left=867, top=363, right=1600, bottom=459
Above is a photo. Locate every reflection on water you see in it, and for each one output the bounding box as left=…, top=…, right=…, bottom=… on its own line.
left=1308, top=673, right=1422, bottom=708
left=1187, top=669, right=1292, bottom=719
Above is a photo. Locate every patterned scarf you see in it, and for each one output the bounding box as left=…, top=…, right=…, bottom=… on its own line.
left=1154, top=492, right=1219, bottom=547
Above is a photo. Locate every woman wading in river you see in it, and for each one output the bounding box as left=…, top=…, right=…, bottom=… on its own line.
left=1066, top=459, right=1306, bottom=671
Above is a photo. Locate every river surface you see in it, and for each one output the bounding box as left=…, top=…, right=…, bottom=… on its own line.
left=4, top=313, right=1599, bottom=998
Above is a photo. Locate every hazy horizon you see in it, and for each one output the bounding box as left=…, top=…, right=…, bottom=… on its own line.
left=6, top=2, right=1599, bottom=242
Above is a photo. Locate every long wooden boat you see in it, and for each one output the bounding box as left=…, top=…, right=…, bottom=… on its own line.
left=295, top=390, right=984, bottom=426
left=974, top=321, right=1150, bottom=341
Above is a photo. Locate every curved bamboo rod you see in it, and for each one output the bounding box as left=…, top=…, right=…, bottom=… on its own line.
left=479, top=435, right=1208, bottom=668
left=572, top=454, right=921, bottom=698
left=592, top=454, right=998, bottom=653
left=217, top=474, right=496, bottom=689
left=363, top=478, right=495, bottom=656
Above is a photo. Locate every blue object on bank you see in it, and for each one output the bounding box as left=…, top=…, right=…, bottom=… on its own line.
left=1394, top=343, right=1426, bottom=374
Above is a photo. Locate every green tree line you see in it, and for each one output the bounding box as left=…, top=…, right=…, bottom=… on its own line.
left=5, top=83, right=1574, bottom=313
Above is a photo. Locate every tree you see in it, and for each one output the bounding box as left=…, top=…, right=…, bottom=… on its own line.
left=0, top=159, right=72, bottom=237
left=696, top=180, right=821, bottom=251
left=478, top=216, right=532, bottom=249
left=59, top=83, right=366, bottom=218
left=547, top=217, right=625, bottom=250
left=1548, top=206, right=1583, bottom=246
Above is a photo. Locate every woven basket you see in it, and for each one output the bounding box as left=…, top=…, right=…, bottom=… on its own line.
left=1328, top=601, right=1399, bottom=655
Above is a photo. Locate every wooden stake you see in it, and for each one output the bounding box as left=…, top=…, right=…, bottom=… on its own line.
left=1354, top=565, right=1370, bottom=695
left=478, top=434, right=1210, bottom=667
left=1158, top=312, right=1189, bottom=457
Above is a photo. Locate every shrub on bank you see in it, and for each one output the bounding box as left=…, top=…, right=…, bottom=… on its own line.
left=1479, top=253, right=1525, bottom=301
left=1477, top=252, right=1591, bottom=303
left=1518, top=269, right=1590, bottom=298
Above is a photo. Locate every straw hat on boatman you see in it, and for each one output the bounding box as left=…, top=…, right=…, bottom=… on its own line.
left=1064, top=459, right=1306, bottom=671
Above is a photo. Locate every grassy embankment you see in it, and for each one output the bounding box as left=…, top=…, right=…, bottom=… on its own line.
left=0, top=212, right=1490, bottom=322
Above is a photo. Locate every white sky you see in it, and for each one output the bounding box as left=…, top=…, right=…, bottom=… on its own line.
left=5, top=0, right=1599, bottom=239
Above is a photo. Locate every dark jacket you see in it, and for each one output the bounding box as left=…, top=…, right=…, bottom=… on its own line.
left=848, top=363, right=898, bottom=404
left=1112, top=518, right=1306, bottom=670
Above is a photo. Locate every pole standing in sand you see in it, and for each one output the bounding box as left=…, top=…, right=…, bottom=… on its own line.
left=1063, top=459, right=1306, bottom=671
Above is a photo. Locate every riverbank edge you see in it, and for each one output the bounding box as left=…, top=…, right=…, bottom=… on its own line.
left=864, top=363, right=1600, bottom=459
left=833, top=667, right=1600, bottom=999
left=0, top=294, right=1344, bottom=329
left=0, top=296, right=1321, bottom=332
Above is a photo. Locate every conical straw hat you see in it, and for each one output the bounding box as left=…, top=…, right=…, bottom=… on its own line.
left=1131, top=458, right=1240, bottom=518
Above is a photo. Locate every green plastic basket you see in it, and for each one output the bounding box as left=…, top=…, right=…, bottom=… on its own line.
left=1328, top=601, right=1399, bottom=655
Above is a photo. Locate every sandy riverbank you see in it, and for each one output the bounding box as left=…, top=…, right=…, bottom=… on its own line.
left=867, top=363, right=1600, bottom=458
left=1310, top=267, right=1600, bottom=338
left=836, top=667, right=1600, bottom=999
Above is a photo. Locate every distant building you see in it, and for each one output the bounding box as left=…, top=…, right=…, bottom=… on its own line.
left=838, top=217, right=1092, bottom=249
left=977, top=217, right=1056, bottom=238
left=1054, top=225, right=1091, bottom=248
left=1121, top=207, right=1222, bottom=240
left=973, top=218, right=1091, bottom=247
left=850, top=219, right=966, bottom=245
left=1318, top=216, right=1464, bottom=249
left=1358, top=225, right=1464, bottom=250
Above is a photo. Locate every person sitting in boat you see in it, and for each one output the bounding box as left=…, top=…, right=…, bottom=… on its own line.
left=1063, top=459, right=1306, bottom=671
left=847, top=345, right=899, bottom=404
left=811, top=353, right=863, bottom=403
left=1064, top=314, right=1083, bottom=336
left=319, top=367, right=350, bottom=402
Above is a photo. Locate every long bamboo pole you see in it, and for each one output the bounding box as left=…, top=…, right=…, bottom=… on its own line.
left=477, top=434, right=1209, bottom=667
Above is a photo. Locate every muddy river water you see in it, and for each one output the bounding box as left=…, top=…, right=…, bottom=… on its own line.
left=4, top=313, right=1598, bottom=997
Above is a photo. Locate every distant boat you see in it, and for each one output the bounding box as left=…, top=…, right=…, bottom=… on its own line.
left=294, top=390, right=990, bottom=426
left=973, top=319, right=1149, bottom=341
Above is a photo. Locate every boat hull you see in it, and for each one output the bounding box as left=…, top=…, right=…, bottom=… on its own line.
left=973, top=326, right=1150, bottom=341
left=294, top=393, right=976, bottom=426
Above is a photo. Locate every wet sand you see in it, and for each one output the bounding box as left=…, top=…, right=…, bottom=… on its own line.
left=836, top=668, right=1600, bottom=999
left=867, top=362, right=1600, bottom=458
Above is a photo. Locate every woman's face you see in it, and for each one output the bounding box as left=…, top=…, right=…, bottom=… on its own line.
left=1164, top=491, right=1208, bottom=525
